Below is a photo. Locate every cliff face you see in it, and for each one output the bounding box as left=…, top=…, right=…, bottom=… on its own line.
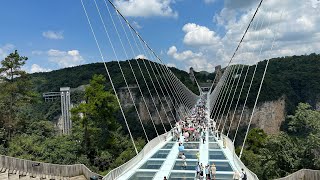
left=223, top=96, right=286, bottom=135
left=118, top=87, right=286, bottom=134
left=118, top=87, right=175, bottom=125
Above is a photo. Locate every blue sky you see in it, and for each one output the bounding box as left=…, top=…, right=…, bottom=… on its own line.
left=1, top=0, right=319, bottom=73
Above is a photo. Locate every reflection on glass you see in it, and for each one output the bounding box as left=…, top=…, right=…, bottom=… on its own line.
left=208, top=151, right=226, bottom=160
left=183, top=143, right=199, bottom=149
left=209, top=136, right=217, bottom=142
left=162, top=142, right=175, bottom=149
left=139, top=160, right=164, bottom=169
left=172, top=160, right=198, bottom=170
left=128, top=171, right=156, bottom=180
left=169, top=172, right=196, bottom=180
left=208, top=143, right=220, bottom=149
left=179, top=150, right=198, bottom=159
left=151, top=150, right=170, bottom=159
left=209, top=161, right=233, bottom=171
left=215, top=173, right=234, bottom=179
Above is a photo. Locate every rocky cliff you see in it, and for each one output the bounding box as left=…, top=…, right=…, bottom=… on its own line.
left=118, top=86, right=286, bottom=134
left=117, top=86, right=176, bottom=125
left=222, top=96, right=286, bottom=135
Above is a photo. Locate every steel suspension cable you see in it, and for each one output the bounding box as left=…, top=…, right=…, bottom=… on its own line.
left=215, top=65, right=239, bottom=129
left=94, top=0, right=150, bottom=142
left=240, top=10, right=283, bottom=159
left=80, top=0, right=138, bottom=154
left=219, top=64, right=242, bottom=132
left=212, top=66, right=237, bottom=126
left=209, top=67, right=232, bottom=118
left=135, top=37, right=175, bottom=128
left=233, top=8, right=270, bottom=143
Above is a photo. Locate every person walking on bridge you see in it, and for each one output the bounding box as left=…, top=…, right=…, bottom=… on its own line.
left=205, top=164, right=210, bottom=179
left=240, top=168, right=247, bottom=180
left=196, top=151, right=200, bottom=161
left=195, top=162, right=201, bottom=178
left=211, top=163, right=216, bottom=180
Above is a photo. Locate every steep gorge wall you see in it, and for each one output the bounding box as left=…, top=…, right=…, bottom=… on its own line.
left=118, top=87, right=287, bottom=134
left=118, top=87, right=176, bottom=125
left=223, top=96, right=286, bottom=135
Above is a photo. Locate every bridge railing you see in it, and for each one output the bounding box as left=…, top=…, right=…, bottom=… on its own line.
left=222, top=134, right=259, bottom=180
left=275, top=169, right=320, bottom=180
left=103, top=131, right=171, bottom=180
left=0, top=155, right=100, bottom=179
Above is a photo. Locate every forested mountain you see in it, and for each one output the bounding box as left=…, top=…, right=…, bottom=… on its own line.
left=211, top=53, right=320, bottom=119
left=30, top=59, right=199, bottom=95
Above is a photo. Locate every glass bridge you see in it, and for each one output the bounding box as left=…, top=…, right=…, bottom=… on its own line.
left=104, top=97, right=259, bottom=180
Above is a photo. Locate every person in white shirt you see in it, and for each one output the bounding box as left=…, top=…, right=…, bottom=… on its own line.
left=240, top=168, right=247, bottom=180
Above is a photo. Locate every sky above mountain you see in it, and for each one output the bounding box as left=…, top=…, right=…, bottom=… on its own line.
left=0, top=0, right=320, bottom=73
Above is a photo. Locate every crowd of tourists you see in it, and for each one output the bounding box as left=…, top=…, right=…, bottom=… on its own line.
left=169, top=94, right=247, bottom=180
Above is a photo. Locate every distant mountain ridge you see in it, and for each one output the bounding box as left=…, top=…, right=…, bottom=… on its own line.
left=29, top=53, right=320, bottom=115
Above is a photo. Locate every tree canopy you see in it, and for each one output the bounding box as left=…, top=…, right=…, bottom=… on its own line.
left=240, top=103, right=320, bottom=179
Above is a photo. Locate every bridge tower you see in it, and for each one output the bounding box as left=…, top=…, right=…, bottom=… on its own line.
left=189, top=67, right=195, bottom=83
left=60, top=87, right=71, bottom=134
left=213, top=65, right=222, bottom=87
left=43, top=87, right=71, bottom=134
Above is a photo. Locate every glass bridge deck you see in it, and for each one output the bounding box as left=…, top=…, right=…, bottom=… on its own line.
left=121, top=132, right=240, bottom=180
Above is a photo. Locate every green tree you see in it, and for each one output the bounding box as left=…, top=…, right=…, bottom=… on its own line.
left=0, top=50, right=30, bottom=140
left=71, top=74, right=120, bottom=158
left=241, top=103, right=320, bottom=179
left=287, top=103, right=320, bottom=169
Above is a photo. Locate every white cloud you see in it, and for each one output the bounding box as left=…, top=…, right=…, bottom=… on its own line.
left=171, top=0, right=320, bottom=69
left=31, top=50, right=44, bottom=55
left=204, top=0, right=215, bottom=4
left=30, top=64, right=51, bottom=73
left=217, top=0, right=320, bottom=64
left=47, top=49, right=84, bottom=68
left=42, top=31, right=64, bottom=40
left=135, top=54, right=147, bottom=59
left=167, top=63, right=176, bottom=67
left=132, top=21, right=142, bottom=29
left=0, top=44, right=15, bottom=59
left=310, top=0, right=320, bottom=8
left=167, top=46, right=204, bottom=61
left=167, top=46, right=214, bottom=71
left=114, top=0, right=178, bottom=18
left=182, top=23, right=220, bottom=46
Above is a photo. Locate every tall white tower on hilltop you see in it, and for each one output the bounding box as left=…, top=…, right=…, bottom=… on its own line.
left=60, top=87, right=71, bottom=134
